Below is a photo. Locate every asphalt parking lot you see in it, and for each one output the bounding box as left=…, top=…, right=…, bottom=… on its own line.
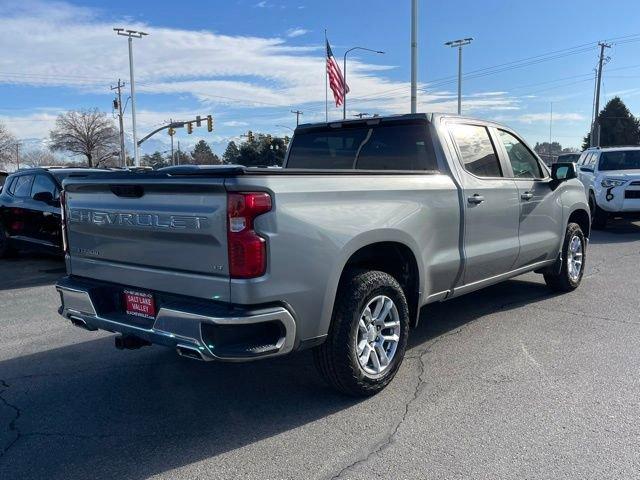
left=1, top=223, right=639, bottom=480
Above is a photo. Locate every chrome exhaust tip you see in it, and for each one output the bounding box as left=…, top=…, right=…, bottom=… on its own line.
left=69, top=315, right=97, bottom=331
left=176, top=345, right=206, bottom=361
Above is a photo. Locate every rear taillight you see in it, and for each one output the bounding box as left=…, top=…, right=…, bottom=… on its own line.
left=227, top=192, right=272, bottom=278
left=60, top=190, right=69, bottom=254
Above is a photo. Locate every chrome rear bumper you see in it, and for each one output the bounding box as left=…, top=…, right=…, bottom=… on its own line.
left=56, top=276, right=296, bottom=362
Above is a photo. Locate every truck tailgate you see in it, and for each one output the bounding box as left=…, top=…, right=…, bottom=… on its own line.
left=63, top=177, right=230, bottom=301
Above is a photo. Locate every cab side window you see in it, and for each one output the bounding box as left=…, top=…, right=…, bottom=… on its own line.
left=449, top=123, right=502, bottom=178
left=11, top=175, right=34, bottom=198
left=497, top=130, right=544, bottom=179
left=31, top=174, right=58, bottom=199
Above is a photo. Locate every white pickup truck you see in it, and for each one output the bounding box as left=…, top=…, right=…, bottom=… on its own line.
left=56, top=113, right=590, bottom=395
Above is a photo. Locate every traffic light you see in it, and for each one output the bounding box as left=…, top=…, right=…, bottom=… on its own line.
left=168, top=127, right=175, bottom=136
left=266, top=134, right=272, bottom=144
left=187, top=122, right=193, bottom=134
left=196, top=115, right=202, bottom=127
left=113, top=99, right=119, bottom=110
left=207, top=115, right=213, bottom=132
left=247, top=130, right=254, bottom=142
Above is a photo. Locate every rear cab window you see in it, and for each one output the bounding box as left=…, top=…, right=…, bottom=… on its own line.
left=448, top=123, right=502, bottom=178
left=285, top=121, right=438, bottom=171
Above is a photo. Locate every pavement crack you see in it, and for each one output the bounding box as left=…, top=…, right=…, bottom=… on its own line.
left=0, top=379, right=22, bottom=461
left=329, top=327, right=463, bottom=480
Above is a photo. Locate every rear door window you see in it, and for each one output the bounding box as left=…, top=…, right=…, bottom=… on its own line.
left=11, top=175, right=34, bottom=197
left=449, top=123, right=502, bottom=178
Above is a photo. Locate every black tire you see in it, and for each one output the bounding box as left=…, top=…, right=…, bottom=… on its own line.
left=313, top=269, right=410, bottom=396
left=589, top=193, right=608, bottom=230
left=0, top=224, right=16, bottom=258
left=544, top=222, right=586, bottom=292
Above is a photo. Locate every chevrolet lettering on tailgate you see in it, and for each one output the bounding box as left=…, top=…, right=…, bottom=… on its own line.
left=69, top=209, right=208, bottom=230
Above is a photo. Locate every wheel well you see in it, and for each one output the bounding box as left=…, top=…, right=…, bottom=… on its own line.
left=340, top=242, right=420, bottom=327
left=569, top=209, right=590, bottom=238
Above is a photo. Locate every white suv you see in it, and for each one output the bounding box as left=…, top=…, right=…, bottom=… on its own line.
left=576, top=146, right=640, bottom=229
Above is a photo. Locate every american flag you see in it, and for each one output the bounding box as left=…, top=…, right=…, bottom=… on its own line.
left=326, top=40, right=349, bottom=107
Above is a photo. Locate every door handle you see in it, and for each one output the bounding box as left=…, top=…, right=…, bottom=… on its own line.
left=521, top=192, right=534, bottom=201
left=467, top=194, right=485, bottom=204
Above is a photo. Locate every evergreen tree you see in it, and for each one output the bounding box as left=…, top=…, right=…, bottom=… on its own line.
left=222, top=141, right=241, bottom=164
left=191, top=140, right=221, bottom=165
left=583, top=96, right=640, bottom=149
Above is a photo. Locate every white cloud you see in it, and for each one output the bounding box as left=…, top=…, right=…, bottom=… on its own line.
left=255, top=1, right=268, bottom=7
left=286, top=28, right=309, bottom=38
left=0, top=0, right=525, bottom=145
left=222, top=120, right=249, bottom=127
left=513, top=112, right=586, bottom=124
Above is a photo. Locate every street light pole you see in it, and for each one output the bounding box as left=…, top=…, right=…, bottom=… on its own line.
left=114, top=28, right=148, bottom=167
left=444, top=38, right=473, bottom=115
left=343, top=47, right=385, bottom=120
left=410, top=0, right=418, bottom=113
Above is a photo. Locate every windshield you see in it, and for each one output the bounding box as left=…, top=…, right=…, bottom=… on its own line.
left=599, top=150, right=640, bottom=171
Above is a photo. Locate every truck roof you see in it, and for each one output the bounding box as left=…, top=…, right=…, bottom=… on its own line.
left=295, top=112, right=512, bottom=133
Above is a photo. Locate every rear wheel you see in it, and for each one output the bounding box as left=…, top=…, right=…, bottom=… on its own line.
left=589, top=193, right=608, bottom=230
left=314, top=269, right=409, bottom=396
left=544, top=222, right=586, bottom=292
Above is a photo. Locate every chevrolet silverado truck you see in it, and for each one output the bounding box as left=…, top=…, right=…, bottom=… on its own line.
left=56, top=114, right=590, bottom=396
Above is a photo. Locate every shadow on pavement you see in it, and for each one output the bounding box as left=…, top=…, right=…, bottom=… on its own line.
left=0, top=276, right=558, bottom=480
left=0, top=252, right=64, bottom=291
left=588, top=219, right=640, bottom=244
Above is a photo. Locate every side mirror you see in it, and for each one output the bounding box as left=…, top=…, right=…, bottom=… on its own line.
left=551, top=162, right=577, bottom=182
left=33, top=191, right=55, bottom=204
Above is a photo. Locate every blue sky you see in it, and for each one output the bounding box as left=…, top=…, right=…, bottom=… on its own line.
left=1, top=0, right=640, bottom=158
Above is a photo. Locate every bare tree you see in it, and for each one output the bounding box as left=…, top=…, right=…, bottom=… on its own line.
left=49, top=109, right=119, bottom=167
left=21, top=148, right=66, bottom=168
left=0, top=122, right=16, bottom=170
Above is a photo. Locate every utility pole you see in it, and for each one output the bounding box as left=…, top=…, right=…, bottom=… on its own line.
left=169, top=118, right=175, bottom=165
left=111, top=79, right=126, bottom=167
left=114, top=28, right=149, bottom=167
left=445, top=38, right=473, bottom=115
left=591, top=42, right=611, bottom=147
left=177, top=141, right=181, bottom=165
left=15, top=142, right=20, bottom=171
left=410, top=0, right=418, bottom=113
left=291, top=110, right=303, bottom=126
left=549, top=101, right=553, bottom=161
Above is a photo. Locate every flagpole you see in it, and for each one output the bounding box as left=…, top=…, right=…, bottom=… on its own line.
left=325, top=29, right=328, bottom=122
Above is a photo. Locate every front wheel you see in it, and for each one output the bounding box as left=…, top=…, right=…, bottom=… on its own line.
left=314, top=269, right=410, bottom=396
left=544, top=222, right=586, bottom=292
left=589, top=193, right=608, bottom=230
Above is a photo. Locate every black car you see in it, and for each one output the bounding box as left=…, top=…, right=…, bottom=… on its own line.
left=0, top=167, right=103, bottom=257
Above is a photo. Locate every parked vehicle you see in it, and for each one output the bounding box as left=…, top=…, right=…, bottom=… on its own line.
left=0, top=167, right=103, bottom=256
left=557, top=152, right=581, bottom=164
left=56, top=114, right=590, bottom=395
left=576, top=146, right=640, bottom=229
left=0, top=171, right=7, bottom=192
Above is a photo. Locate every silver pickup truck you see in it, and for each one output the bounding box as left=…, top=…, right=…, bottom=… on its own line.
left=56, top=113, right=589, bottom=395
